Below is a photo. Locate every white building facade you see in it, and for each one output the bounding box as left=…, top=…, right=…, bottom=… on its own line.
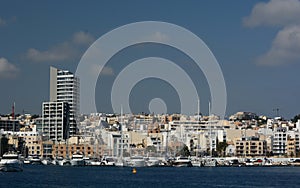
left=42, top=102, right=70, bottom=142
left=50, top=66, right=80, bottom=136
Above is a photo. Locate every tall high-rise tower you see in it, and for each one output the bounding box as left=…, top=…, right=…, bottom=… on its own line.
left=49, top=66, right=80, bottom=136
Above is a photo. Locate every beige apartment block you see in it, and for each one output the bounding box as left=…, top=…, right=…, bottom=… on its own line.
left=235, top=137, right=266, bottom=157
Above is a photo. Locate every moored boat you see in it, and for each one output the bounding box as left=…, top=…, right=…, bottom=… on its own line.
left=100, top=156, right=116, bottom=166
left=41, top=158, right=53, bottom=165
left=124, top=156, right=146, bottom=167
left=70, top=152, right=85, bottom=166
left=0, top=151, right=23, bottom=172
left=29, top=155, right=42, bottom=165
left=202, top=158, right=217, bottom=167
left=172, top=156, right=192, bottom=167
left=145, top=157, right=161, bottom=167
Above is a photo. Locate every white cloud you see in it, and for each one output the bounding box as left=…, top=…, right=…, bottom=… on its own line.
left=90, top=64, right=114, bottom=77
left=243, top=0, right=300, bottom=27
left=245, top=0, right=300, bottom=66
left=257, top=25, right=300, bottom=65
left=72, top=31, right=95, bottom=45
left=25, top=31, right=95, bottom=63
left=0, top=57, right=19, bottom=79
left=0, top=17, right=6, bottom=26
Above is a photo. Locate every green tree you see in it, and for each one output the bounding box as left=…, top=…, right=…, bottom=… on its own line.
left=176, top=144, right=190, bottom=157
left=216, top=141, right=228, bottom=157
left=146, top=145, right=157, bottom=153
left=291, top=114, right=300, bottom=123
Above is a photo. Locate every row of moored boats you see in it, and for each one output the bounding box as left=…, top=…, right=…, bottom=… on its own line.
left=2, top=151, right=300, bottom=172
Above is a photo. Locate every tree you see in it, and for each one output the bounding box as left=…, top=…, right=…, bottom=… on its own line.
left=216, top=141, right=228, bottom=157
left=146, top=145, right=157, bottom=153
left=189, top=139, right=194, bottom=152
left=176, top=144, right=190, bottom=157
left=291, top=114, right=300, bottom=123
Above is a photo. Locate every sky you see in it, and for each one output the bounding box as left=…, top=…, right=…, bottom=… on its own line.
left=1, top=0, right=300, bottom=119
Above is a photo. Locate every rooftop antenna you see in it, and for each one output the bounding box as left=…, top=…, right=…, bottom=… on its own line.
left=273, top=108, right=280, bottom=117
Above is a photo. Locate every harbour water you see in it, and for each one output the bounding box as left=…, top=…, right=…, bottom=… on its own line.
left=1, top=166, right=300, bottom=187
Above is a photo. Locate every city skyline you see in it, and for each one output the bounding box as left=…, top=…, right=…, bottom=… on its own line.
left=1, top=0, right=300, bottom=118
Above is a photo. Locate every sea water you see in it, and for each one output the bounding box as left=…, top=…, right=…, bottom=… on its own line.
left=1, top=166, right=300, bottom=188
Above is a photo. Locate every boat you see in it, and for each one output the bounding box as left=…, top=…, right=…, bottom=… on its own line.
left=23, top=158, right=31, bottom=165
left=58, top=158, right=71, bottom=166
left=100, top=156, right=116, bottom=166
left=124, top=156, right=146, bottom=167
left=172, top=156, right=192, bottom=167
left=41, top=158, right=53, bottom=165
left=29, top=155, right=42, bottom=165
left=190, top=157, right=202, bottom=167
left=89, top=158, right=101, bottom=166
left=290, top=159, right=300, bottom=166
left=70, top=152, right=85, bottom=166
left=145, top=157, right=161, bottom=167
left=0, top=151, right=23, bottom=172
left=202, top=158, right=217, bottom=167
left=51, top=157, right=60, bottom=165
left=56, top=156, right=71, bottom=166
left=114, top=160, right=124, bottom=167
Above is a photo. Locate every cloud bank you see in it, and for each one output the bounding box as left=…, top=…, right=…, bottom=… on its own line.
left=0, top=57, right=19, bottom=79
left=25, top=31, right=95, bottom=63
left=0, top=17, right=6, bottom=26
left=244, top=0, right=300, bottom=66
left=244, top=0, right=300, bottom=27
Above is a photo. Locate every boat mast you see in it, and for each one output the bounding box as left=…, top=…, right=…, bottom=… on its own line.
left=84, top=120, right=87, bottom=158
left=197, top=98, right=200, bottom=158
left=12, top=102, right=15, bottom=149
left=209, top=101, right=212, bottom=157
left=165, top=118, right=169, bottom=160
left=120, top=106, right=123, bottom=161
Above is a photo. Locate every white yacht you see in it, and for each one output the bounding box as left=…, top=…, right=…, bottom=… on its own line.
left=124, top=156, right=146, bottom=167
left=89, top=158, right=101, bottom=166
left=172, top=156, right=192, bottom=167
left=0, top=151, right=23, bottom=172
left=70, top=152, right=85, bottom=166
left=29, top=155, right=42, bottom=165
left=202, top=158, right=217, bottom=167
left=191, top=157, right=202, bottom=167
left=57, top=156, right=71, bottom=166
left=100, top=156, right=116, bottom=166
left=41, top=158, right=53, bottom=165
left=145, top=157, right=161, bottom=167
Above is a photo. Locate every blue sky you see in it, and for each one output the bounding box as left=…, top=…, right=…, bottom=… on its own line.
left=1, top=0, right=300, bottom=119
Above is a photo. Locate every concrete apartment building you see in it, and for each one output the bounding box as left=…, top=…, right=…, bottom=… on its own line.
left=49, top=66, right=80, bottom=136
left=272, top=127, right=300, bottom=156
left=235, top=137, right=267, bottom=157
left=18, top=131, right=42, bottom=156
left=0, top=117, right=20, bottom=132
left=52, top=143, right=94, bottom=158
left=42, top=102, right=70, bottom=142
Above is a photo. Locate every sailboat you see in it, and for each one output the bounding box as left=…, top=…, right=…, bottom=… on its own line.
left=202, top=102, right=217, bottom=167
left=115, top=106, right=124, bottom=167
